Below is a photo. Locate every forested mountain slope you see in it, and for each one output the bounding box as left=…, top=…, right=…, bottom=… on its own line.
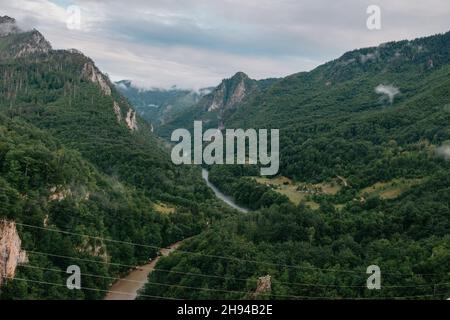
left=115, top=80, right=212, bottom=128
left=226, top=31, right=450, bottom=183
left=140, top=31, right=450, bottom=300
left=158, top=72, right=277, bottom=137
left=0, top=16, right=232, bottom=299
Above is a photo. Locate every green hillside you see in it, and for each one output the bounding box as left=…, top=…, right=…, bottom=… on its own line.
left=141, top=31, right=450, bottom=300
left=0, top=19, right=232, bottom=299
left=115, top=80, right=211, bottom=128
left=158, top=72, right=278, bottom=138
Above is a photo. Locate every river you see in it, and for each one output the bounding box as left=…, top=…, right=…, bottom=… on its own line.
left=104, top=240, right=183, bottom=300
left=201, top=168, right=249, bottom=213
left=104, top=168, right=247, bottom=300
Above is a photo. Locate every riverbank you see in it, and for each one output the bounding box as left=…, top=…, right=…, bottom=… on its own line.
left=104, top=169, right=247, bottom=300
left=104, top=240, right=183, bottom=300
left=201, top=168, right=249, bottom=213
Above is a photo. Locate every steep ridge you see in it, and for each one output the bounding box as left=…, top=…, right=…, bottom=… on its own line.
left=115, top=80, right=212, bottom=128
left=140, top=31, right=450, bottom=300
left=158, top=72, right=276, bottom=137
left=0, top=17, right=51, bottom=59
left=0, top=16, right=233, bottom=299
left=222, top=31, right=450, bottom=183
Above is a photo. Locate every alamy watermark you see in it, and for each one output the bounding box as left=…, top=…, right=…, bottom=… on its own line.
left=66, top=5, right=81, bottom=30
left=171, top=121, right=279, bottom=176
left=366, top=265, right=381, bottom=290
left=366, top=5, right=381, bottom=30
left=66, top=265, right=81, bottom=290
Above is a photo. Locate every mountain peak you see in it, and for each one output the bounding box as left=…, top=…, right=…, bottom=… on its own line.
left=230, top=71, right=250, bottom=80
left=0, top=15, right=20, bottom=37
left=0, top=16, right=16, bottom=24
left=204, top=72, right=257, bottom=113
left=14, top=29, right=52, bottom=57
left=0, top=16, right=52, bottom=58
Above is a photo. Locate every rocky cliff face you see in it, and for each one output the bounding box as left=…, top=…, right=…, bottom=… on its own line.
left=0, top=220, right=28, bottom=286
left=114, top=80, right=209, bottom=127
left=113, top=101, right=122, bottom=122
left=254, top=275, right=271, bottom=297
left=125, top=108, right=138, bottom=131
left=0, top=16, right=51, bottom=58
left=14, top=30, right=52, bottom=58
left=82, top=62, right=112, bottom=96
left=205, top=72, right=257, bottom=113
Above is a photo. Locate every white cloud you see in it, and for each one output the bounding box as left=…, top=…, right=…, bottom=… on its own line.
left=1, top=0, right=450, bottom=88
left=436, top=145, right=450, bottom=160
left=360, top=52, right=378, bottom=64
left=375, top=84, right=400, bottom=104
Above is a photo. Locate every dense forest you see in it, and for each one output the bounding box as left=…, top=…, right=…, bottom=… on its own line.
left=0, top=17, right=449, bottom=300
left=141, top=31, right=450, bottom=299
left=0, top=21, right=234, bottom=299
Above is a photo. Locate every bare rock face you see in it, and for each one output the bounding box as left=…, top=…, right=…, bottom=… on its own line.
left=205, top=72, right=256, bottom=113
left=82, top=62, right=112, bottom=96
left=0, top=16, right=51, bottom=58
left=228, top=79, right=247, bottom=106
left=252, top=275, right=271, bottom=298
left=125, top=108, right=138, bottom=131
left=207, top=74, right=250, bottom=112
left=207, top=86, right=225, bottom=112
left=14, top=30, right=52, bottom=58
left=48, top=186, right=72, bottom=202
left=0, top=220, right=28, bottom=286
left=113, top=101, right=122, bottom=123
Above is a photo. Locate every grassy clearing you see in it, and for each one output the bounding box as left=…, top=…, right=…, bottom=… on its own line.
left=153, top=202, right=176, bottom=214
left=360, top=178, right=424, bottom=200
left=305, top=201, right=321, bottom=210
left=253, top=176, right=341, bottom=209
left=254, top=176, right=305, bottom=205
left=316, top=181, right=341, bottom=195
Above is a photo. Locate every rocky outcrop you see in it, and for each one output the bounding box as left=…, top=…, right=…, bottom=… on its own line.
left=125, top=108, right=138, bottom=131
left=77, top=241, right=108, bottom=262
left=206, top=72, right=255, bottom=112
left=113, top=101, right=122, bottom=123
left=228, top=79, right=247, bottom=106
left=14, top=30, right=51, bottom=58
left=113, top=101, right=138, bottom=131
left=0, top=220, right=28, bottom=286
left=251, top=275, right=271, bottom=298
left=0, top=16, right=51, bottom=58
left=82, top=62, right=112, bottom=96
left=48, top=186, right=92, bottom=202
left=48, top=186, right=72, bottom=202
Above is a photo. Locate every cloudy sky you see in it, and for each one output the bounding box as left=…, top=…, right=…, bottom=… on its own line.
left=1, top=0, right=450, bottom=89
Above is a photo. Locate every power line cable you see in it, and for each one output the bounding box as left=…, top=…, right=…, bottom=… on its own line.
left=1, top=276, right=181, bottom=300
left=17, top=222, right=448, bottom=277
left=22, top=250, right=450, bottom=290
left=3, top=274, right=449, bottom=300
left=18, top=264, right=322, bottom=299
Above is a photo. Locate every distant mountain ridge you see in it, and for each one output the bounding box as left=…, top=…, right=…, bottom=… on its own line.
left=161, top=29, right=450, bottom=181
left=157, top=72, right=278, bottom=136
left=0, top=15, right=228, bottom=300
left=115, top=79, right=213, bottom=128
left=141, top=30, right=450, bottom=301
